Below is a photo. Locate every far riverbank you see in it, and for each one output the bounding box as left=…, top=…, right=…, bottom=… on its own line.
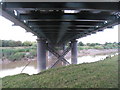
left=1, top=49, right=118, bottom=65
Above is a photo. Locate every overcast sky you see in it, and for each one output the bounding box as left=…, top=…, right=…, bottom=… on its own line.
left=0, top=15, right=118, bottom=44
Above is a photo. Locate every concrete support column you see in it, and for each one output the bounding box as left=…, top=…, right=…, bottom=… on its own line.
left=37, top=38, right=46, bottom=72
left=71, top=39, right=78, bottom=64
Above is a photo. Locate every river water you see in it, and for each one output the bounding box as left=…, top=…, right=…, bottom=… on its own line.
left=0, top=53, right=118, bottom=78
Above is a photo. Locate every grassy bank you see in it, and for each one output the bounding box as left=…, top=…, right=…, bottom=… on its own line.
left=2, top=55, right=118, bottom=88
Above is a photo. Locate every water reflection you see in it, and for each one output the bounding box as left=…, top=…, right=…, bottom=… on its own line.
left=67, top=55, right=108, bottom=64
left=0, top=53, right=118, bottom=78
left=0, top=66, right=38, bottom=78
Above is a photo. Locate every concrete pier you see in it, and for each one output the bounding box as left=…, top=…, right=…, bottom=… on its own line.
left=37, top=38, right=46, bottom=72
left=71, top=40, right=78, bottom=64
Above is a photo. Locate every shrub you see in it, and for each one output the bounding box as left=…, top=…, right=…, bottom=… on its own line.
left=8, top=52, right=26, bottom=61
left=16, top=48, right=31, bottom=52
left=22, top=41, right=33, bottom=46
left=78, top=46, right=84, bottom=50
left=30, top=49, right=37, bottom=56
left=2, top=40, right=22, bottom=47
left=25, top=50, right=36, bottom=59
left=93, top=46, right=104, bottom=49
left=2, top=49, right=16, bottom=58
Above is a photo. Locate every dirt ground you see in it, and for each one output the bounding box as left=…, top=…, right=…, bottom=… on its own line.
left=64, top=49, right=118, bottom=59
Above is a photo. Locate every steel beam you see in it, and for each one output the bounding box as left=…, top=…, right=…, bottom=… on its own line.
left=28, top=21, right=102, bottom=26
left=33, top=28, right=92, bottom=30
left=4, top=2, right=118, bottom=11
left=23, top=19, right=109, bottom=22
left=57, top=12, right=77, bottom=43
left=20, top=13, right=113, bottom=20
left=1, top=2, right=119, bottom=48
left=70, top=19, right=119, bottom=41
left=28, top=25, right=96, bottom=28
left=46, top=44, right=71, bottom=68
left=50, top=47, right=71, bottom=68
left=2, top=0, right=119, bottom=2
left=1, top=8, right=40, bottom=37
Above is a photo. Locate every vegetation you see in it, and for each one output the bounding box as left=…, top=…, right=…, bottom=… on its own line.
left=1, top=47, right=37, bottom=61
left=78, top=42, right=119, bottom=50
left=0, top=40, right=37, bottom=61
left=1, top=40, right=119, bottom=48
left=8, top=52, right=26, bottom=61
left=103, top=42, right=119, bottom=49
left=2, top=55, right=118, bottom=88
left=1, top=40, right=36, bottom=47
left=0, top=40, right=119, bottom=61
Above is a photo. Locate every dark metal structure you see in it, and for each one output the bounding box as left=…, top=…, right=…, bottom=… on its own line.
left=1, top=2, right=119, bottom=72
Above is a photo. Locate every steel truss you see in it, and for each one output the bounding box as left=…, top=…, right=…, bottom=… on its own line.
left=46, top=43, right=72, bottom=68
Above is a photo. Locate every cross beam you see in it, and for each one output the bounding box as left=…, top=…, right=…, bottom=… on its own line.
left=4, top=2, right=118, bottom=11
left=46, top=43, right=71, bottom=68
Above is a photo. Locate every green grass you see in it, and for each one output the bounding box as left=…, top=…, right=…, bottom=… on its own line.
left=2, top=55, right=118, bottom=88
left=78, top=45, right=104, bottom=50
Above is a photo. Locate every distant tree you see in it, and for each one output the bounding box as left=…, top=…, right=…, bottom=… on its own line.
left=78, top=42, right=84, bottom=46
left=31, top=42, right=37, bottom=48
left=95, top=43, right=101, bottom=45
left=103, top=42, right=118, bottom=49
left=86, top=43, right=95, bottom=46
left=15, top=41, right=22, bottom=46
left=104, top=42, right=112, bottom=45
left=86, top=43, right=91, bottom=46
left=1, top=40, right=35, bottom=47
left=89, top=43, right=96, bottom=46
left=22, top=41, right=32, bottom=46
left=86, top=43, right=101, bottom=46
left=2, top=40, right=9, bottom=47
left=118, top=42, right=120, bottom=45
left=0, top=40, right=2, bottom=47
left=2, top=40, right=21, bottom=47
left=9, top=40, right=16, bottom=47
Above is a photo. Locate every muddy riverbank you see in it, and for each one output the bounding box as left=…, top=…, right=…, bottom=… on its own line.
left=64, top=49, right=118, bottom=59
left=1, top=49, right=118, bottom=65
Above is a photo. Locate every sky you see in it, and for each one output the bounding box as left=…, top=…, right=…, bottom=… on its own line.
left=0, top=15, right=119, bottom=44
left=0, top=16, right=37, bottom=42
left=78, top=25, right=118, bottom=44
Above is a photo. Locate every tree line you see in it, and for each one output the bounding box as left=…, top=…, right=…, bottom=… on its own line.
left=78, top=42, right=119, bottom=46
left=0, top=40, right=119, bottom=48
left=78, top=41, right=119, bottom=49
left=1, top=40, right=36, bottom=47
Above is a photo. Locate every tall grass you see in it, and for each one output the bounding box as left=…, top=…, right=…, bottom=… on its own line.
left=1, top=47, right=37, bottom=61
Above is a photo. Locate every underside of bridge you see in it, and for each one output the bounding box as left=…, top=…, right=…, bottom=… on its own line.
left=1, top=2, right=119, bottom=72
